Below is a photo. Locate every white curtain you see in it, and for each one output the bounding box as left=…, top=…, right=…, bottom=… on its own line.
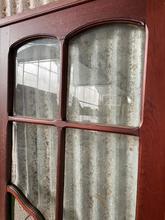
left=12, top=38, right=60, bottom=220
left=67, top=24, right=145, bottom=127
left=64, top=129, right=139, bottom=220
left=12, top=123, right=57, bottom=220
left=64, top=24, right=145, bottom=220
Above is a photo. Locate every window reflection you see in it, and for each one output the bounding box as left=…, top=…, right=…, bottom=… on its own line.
left=17, top=60, right=59, bottom=93
left=15, top=38, right=60, bottom=119
left=68, top=85, right=99, bottom=122
left=67, top=24, right=145, bottom=127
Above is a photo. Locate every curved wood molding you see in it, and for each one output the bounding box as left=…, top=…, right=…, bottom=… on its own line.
left=64, top=18, right=145, bottom=40
left=7, top=184, right=45, bottom=220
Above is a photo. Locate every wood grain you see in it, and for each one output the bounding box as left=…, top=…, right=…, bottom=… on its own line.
left=136, top=0, right=165, bottom=219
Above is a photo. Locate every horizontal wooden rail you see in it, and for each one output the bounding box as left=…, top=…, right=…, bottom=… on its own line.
left=8, top=116, right=139, bottom=136
left=8, top=116, right=55, bottom=126
left=0, top=0, right=95, bottom=28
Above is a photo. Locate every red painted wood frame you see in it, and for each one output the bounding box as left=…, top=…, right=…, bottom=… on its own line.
left=0, top=0, right=164, bottom=219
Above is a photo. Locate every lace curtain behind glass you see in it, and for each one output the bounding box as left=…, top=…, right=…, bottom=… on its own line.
left=12, top=38, right=60, bottom=220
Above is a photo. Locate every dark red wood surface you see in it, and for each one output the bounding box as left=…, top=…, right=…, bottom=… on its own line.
left=0, top=0, right=95, bottom=28
left=137, top=0, right=165, bottom=220
left=0, top=0, right=145, bottom=29
left=55, top=128, right=66, bottom=220
left=8, top=116, right=139, bottom=136
left=0, top=0, right=145, bottom=47
left=0, top=26, right=11, bottom=220
left=0, top=0, right=146, bottom=220
left=0, top=0, right=165, bottom=220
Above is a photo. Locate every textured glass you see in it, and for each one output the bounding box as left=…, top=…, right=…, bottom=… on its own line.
left=12, top=197, right=34, bottom=220
left=64, top=129, right=139, bottom=220
left=67, top=24, right=145, bottom=127
left=12, top=123, right=57, bottom=220
left=14, top=38, right=60, bottom=119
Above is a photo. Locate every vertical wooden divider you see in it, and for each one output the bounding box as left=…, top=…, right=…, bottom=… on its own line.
left=55, top=128, right=66, bottom=220
left=0, top=27, right=11, bottom=220
left=55, top=39, right=68, bottom=220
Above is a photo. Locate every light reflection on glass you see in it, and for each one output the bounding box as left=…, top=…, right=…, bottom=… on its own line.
left=15, top=38, right=60, bottom=119
left=67, top=24, right=145, bottom=127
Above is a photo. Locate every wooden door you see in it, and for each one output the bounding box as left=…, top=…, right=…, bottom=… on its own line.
left=0, top=0, right=164, bottom=219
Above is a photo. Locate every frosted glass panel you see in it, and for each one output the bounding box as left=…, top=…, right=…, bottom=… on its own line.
left=14, top=38, right=60, bottom=119
left=12, top=197, right=34, bottom=220
left=64, top=129, right=139, bottom=220
left=12, top=123, right=57, bottom=220
left=67, top=24, right=145, bottom=126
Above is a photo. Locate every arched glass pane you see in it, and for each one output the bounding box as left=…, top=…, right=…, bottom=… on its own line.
left=64, top=129, right=139, bottom=220
left=67, top=24, right=146, bottom=127
left=14, top=38, right=60, bottom=119
left=12, top=123, right=57, bottom=220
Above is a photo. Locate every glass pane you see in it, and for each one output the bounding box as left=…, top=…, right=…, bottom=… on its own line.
left=64, top=129, right=139, bottom=220
left=67, top=24, right=146, bottom=127
left=12, top=123, right=58, bottom=220
left=11, top=196, right=34, bottom=220
left=14, top=38, right=60, bottom=119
